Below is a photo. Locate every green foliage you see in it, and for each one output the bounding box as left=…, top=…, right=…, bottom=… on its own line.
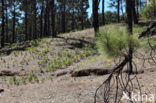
left=46, top=64, right=55, bottom=72
left=53, top=57, right=62, bottom=68
left=62, top=58, right=74, bottom=67
left=21, top=76, right=26, bottom=84
left=8, top=79, right=14, bottom=85
left=8, top=76, right=20, bottom=85
left=141, top=4, right=155, bottom=19
left=28, top=69, right=39, bottom=83
left=41, top=48, right=49, bottom=54
left=38, top=56, right=49, bottom=65
left=26, top=46, right=38, bottom=52
left=96, top=26, right=140, bottom=59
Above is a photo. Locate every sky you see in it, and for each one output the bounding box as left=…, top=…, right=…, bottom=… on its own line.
left=87, top=0, right=116, bottom=17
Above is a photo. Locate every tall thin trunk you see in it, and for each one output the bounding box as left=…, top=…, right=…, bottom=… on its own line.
left=1, top=0, right=5, bottom=47
left=121, top=0, right=124, bottom=20
left=47, top=0, right=50, bottom=36
left=51, top=0, right=56, bottom=37
left=93, top=0, right=99, bottom=33
left=40, top=0, right=44, bottom=38
left=71, top=8, right=75, bottom=30
left=126, top=0, right=133, bottom=33
left=5, top=2, right=8, bottom=43
left=117, top=0, right=120, bottom=23
left=29, top=23, right=32, bottom=40
left=126, top=0, right=133, bottom=74
left=33, top=0, right=37, bottom=39
left=136, top=0, right=139, bottom=17
left=139, top=0, right=142, bottom=17
left=62, top=0, right=66, bottom=33
left=133, top=0, right=138, bottom=24
left=80, top=0, right=84, bottom=30
left=44, top=1, right=48, bottom=36
left=12, top=5, right=16, bottom=43
left=102, top=0, right=105, bottom=25
left=25, top=0, right=28, bottom=41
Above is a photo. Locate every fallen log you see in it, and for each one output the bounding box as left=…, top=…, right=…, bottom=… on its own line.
left=139, top=20, right=156, bottom=38
left=71, top=68, right=144, bottom=77
left=0, top=43, right=36, bottom=55
left=0, top=70, right=26, bottom=76
left=0, top=89, right=4, bottom=93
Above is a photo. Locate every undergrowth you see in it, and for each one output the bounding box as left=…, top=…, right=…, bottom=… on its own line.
left=96, top=25, right=140, bottom=59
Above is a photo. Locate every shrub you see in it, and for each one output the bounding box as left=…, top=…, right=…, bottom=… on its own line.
left=141, top=4, right=155, bottom=19
left=96, top=26, right=140, bottom=59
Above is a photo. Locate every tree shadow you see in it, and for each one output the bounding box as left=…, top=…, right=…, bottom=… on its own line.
left=56, top=36, right=95, bottom=49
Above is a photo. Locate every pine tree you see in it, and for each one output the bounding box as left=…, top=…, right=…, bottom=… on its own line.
left=1, top=0, right=5, bottom=47
left=93, top=0, right=100, bottom=33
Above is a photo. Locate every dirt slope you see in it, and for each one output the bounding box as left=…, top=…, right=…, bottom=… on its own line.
left=0, top=25, right=155, bottom=103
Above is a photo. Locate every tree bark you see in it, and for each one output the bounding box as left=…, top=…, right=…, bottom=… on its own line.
left=24, top=0, right=28, bottom=41
left=12, top=4, right=16, bottom=43
left=126, top=0, right=133, bottom=74
left=71, top=8, right=75, bottom=30
left=33, top=0, right=37, bottom=39
left=1, top=0, right=5, bottom=47
left=44, top=1, right=48, bottom=36
left=80, top=0, right=84, bottom=30
left=117, top=0, right=120, bottom=23
left=93, top=0, right=99, bottom=34
left=132, top=0, right=138, bottom=24
left=51, top=0, right=56, bottom=37
left=47, top=0, right=50, bottom=36
left=40, top=0, right=44, bottom=38
left=136, top=0, right=139, bottom=17
left=102, top=0, right=105, bottom=25
left=62, top=0, right=66, bottom=33
left=5, top=1, right=9, bottom=43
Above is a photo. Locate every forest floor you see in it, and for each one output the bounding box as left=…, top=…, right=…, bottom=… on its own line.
left=0, top=24, right=156, bottom=103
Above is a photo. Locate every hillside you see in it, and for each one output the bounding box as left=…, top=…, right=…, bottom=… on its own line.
left=0, top=24, right=156, bottom=103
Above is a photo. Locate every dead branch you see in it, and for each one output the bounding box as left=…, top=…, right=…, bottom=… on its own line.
left=139, top=20, right=156, bottom=38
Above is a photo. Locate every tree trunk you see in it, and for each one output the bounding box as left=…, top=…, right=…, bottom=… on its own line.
left=1, top=0, right=5, bottom=47
left=93, top=0, right=99, bottom=34
left=12, top=5, right=16, bottom=43
left=80, top=0, right=84, bottom=30
left=5, top=2, right=9, bottom=43
left=29, top=23, right=32, bottom=40
left=102, top=0, right=105, bottom=25
left=126, top=0, right=133, bottom=74
left=25, top=0, right=28, bottom=41
left=62, top=0, right=66, bottom=33
left=139, top=0, right=142, bottom=17
left=136, top=0, right=139, bottom=17
left=121, top=0, right=124, bottom=20
left=44, top=1, right=48, bottom=36
left=71, top=9, right=75, bottom=30
left=47, top=0, right=50, bottom=36
left=40, top=0, right=44, bottom=38
left=33, top=0, right=37, bottom=39
left=51, top=0, right=56, bottom=37
left=126, top=0, right=133, bottom=33
left=132, top=0, right=138, bottom=24
left=117, top=0, right=120, bottom=23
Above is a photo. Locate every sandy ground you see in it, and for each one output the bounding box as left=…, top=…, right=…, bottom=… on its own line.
left=0, top=55, right=156, bottom=103
left=0, top=26, right=155, bottom=103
